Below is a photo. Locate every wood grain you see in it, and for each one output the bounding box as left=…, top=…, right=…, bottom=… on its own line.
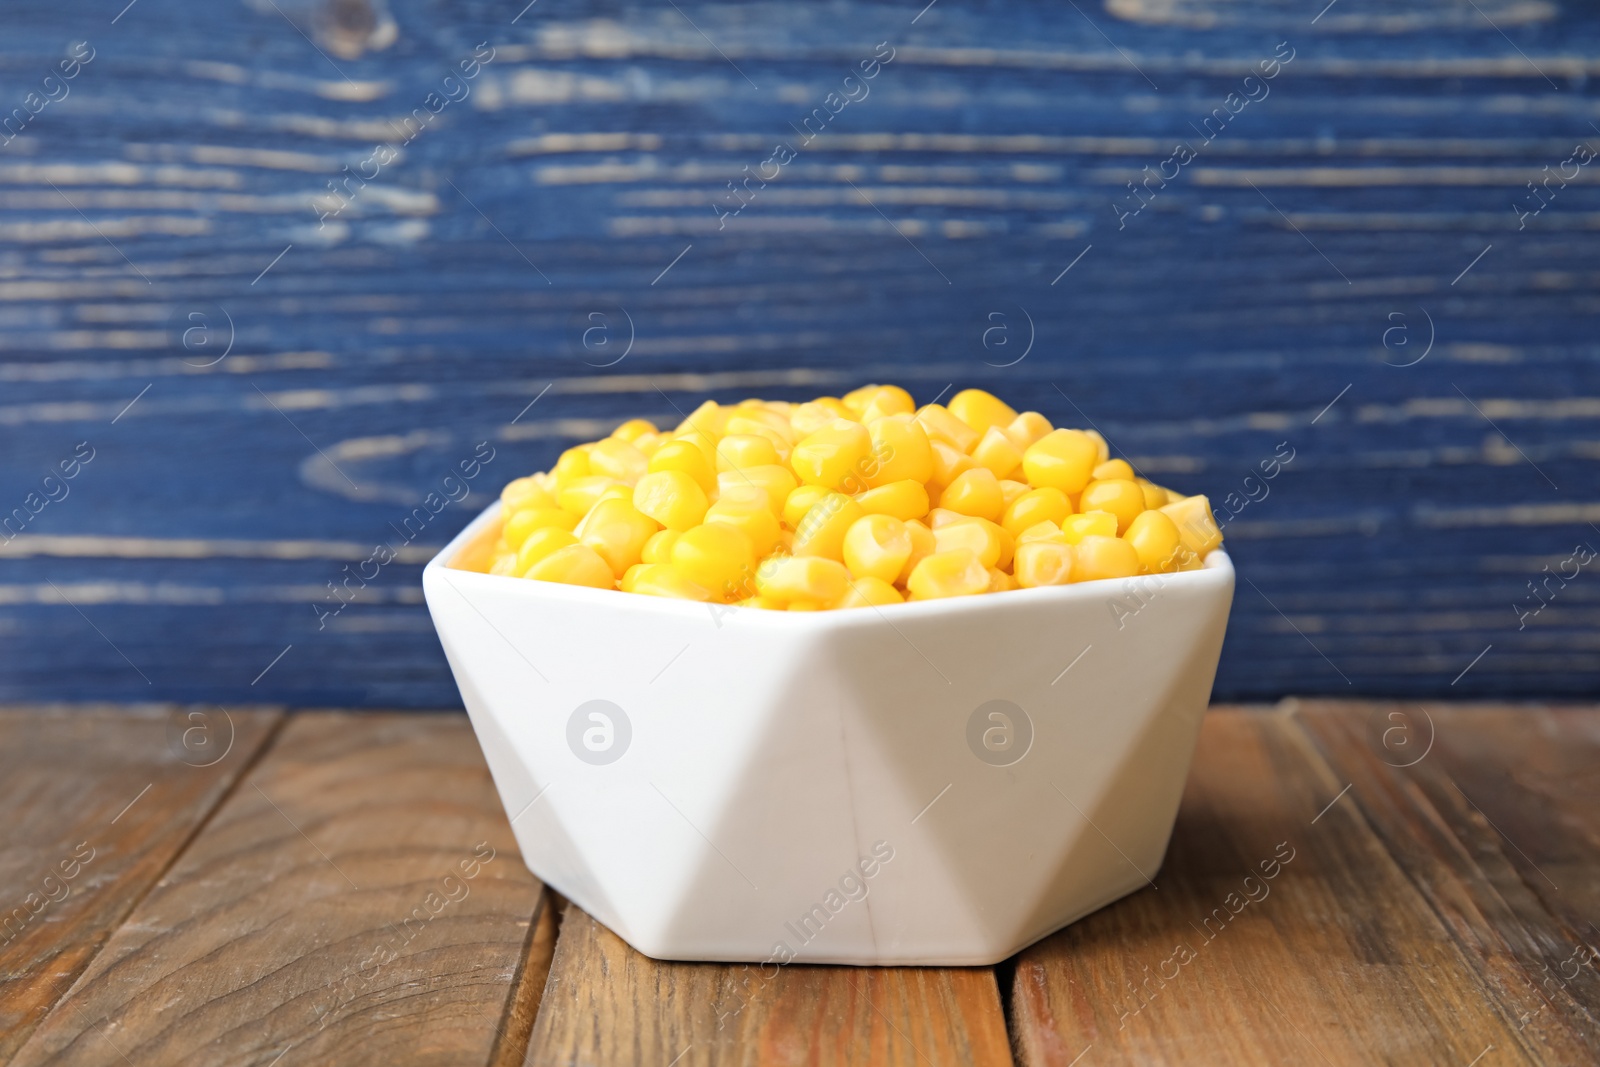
left=525, top=900, right=1013, bottom=1067
left=0, top=704, right=280, bottom=1061
left=1007, top=707, right=1562, bottom=1066
left=9, top=712, right=548, bottom=1067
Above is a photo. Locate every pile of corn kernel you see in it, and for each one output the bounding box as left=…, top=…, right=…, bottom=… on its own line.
left=470, top=386, right=1223, bottom=610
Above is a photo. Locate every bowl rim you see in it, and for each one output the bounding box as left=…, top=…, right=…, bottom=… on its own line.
left=425, top=499, right=1234, bottom=628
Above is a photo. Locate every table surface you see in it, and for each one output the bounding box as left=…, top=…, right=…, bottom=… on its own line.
left=3, top=0, right=1599, bottom=709
left=1, top=700, right=1595, bottom=1066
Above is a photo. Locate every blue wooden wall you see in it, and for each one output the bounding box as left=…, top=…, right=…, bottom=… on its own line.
left=1, top=0, right=1596, bottom=708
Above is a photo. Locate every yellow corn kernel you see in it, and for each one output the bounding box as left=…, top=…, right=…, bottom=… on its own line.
left=927, top=440, right=976, bottom=493
left=628, top=563, right=713, bottom=601
left=633, top=469, right=710, bottom=531
left=756, top=554, right=851, bottom=603
left=1135, top=480, right=1167, bottom=510
left=898, top=519, right=937, bottom=585
left=841, top=384, right=879, bottom=414
left=1124, top=509, right=1182, bottom=572
left=1018, top=520, right=1067, bottom=544
left=938, top=467, right=1005, bottom=523
left=671, top=521, right=757, bottom=596
left=620, top=562, right=647, bottom=592
left=856, top=479, right=930, bottom=521
left=642, top=528, right=680, bottom=564
left=720, top=464, right=795, bottom=515
left=525, top=543, right=615, bottom=589
left=1061, top=510, right=1119, bottom=544
left=1022, top=429, right=1100, bottom=494
left=1092, top=458, right=1137, bottom=482
left=559, top=475, right=622, bottom=516
left=915, top=404, right=980, bottom=454
left=1005, top=411, right=1054, bottom=450
left=1071, top=535, right=1140, bottom=583
left=716, top=433, right=781, bottom=471
left=793, top=493, right=866, bottom=561
left=503, top=506, right=579, bottom=550
left=790, top=398, right=854, bottom=437
left=932, top=516, right=1005, bottom=569
left=1014, top=541, right=1075, bottom=587
left=677, top=399, right=728, bottom=438
left=1160, top=494, right=1223, bottom=559
left=858, top=386, right=916, bottom=422
left=552, top=447, right=592, bottom=488
left=1002, top=487, right=1072, bottom=538
left=987, top=568, right=1017, bottom=593
left=724, top=408, right=794, bottom=450
left=501, top=476, right=555, bottom=512
left=490, top=552, right=518, bottom=576
left=579, top=499, right=660, bottom=578
left=632, top=432, right=664, bottom=456
left=791, top=419, right=873, bottom=491
left=783, top=483, right=833, bottom=528
left=835, top=576, right=905, bottom=608
left=907, top=549, right=990, bottom=600
left=842, top=514, right=913, bottom=583
left=926, top=507, right=963, bottom=529
left=971, top=426, right=1024, bottom=479
left=736, top=594, right=790, bottom=610
left=999, top=479, right=1030, bottom=507
left=948, top=389, right=1018, bottom=435
left=648, top=438, right=718, bottom=495
left=865, top=414, right=934, bottom=486
left=516, top=527, right=579, bottom=575
left=1078, top=478, right=1146, bottom=534
left=588, top=437, right=649, bottom=484
left=1085, top=428, right=1111, bottom=464
left=612, top=418, right=658, bottom=443
left=705, top=495, right=781, bottom=556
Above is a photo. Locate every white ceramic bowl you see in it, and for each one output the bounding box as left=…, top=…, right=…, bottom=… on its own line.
left=424, top=501, right=1234, bottom=966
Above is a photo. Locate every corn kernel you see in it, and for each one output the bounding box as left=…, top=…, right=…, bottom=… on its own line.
left=490, top=552, right=518, bottom=576
left=552, top=447, right=592, bottom=488
left=1124, top=509, right=1182, bottom=572
left=999, top=479, right=1030, bottom=508
left=932, top=516, right=1005, bottom=569
left=790, top=398, right=853, bottom=437
left=987, top=568, right=1017, bottom=593
left=559, top=475, right=621, bottom=515
left=580, top=498, right=660, bottom=577
left=898, top=519, right=937, bottom=585
left=927, top=440, right=975, bottom=493
left=1078, top=479, right=1146, bottom=534
left=633, top=432, right=664, bottom=456
left=783, top=483, right=833, bottom=528
left=642, top=528, right=680, bottom=564
left=1022, top=429, right=1100, bottom=494
left=1071, top=535, right=1140, bottom=583
left=612, top=418, right=657, bottom=443
left=948, top=389, right=1018, bottom=435
left=517, top=527, right=579, bottom=575
left=842, top=514, right=913, bottom=583
left=1092, top=458, right=1136, bottom=482
left=915, top=404, right=980, bottom=454
left=793, top=493, right=866, bottom=561
left=866, top=414, right=935, bottom=486
left=648, top=438, right=718, bottom=495
left=525, top=543, right=615, bottom=588
left=858, top=386, right=916, bottom=422
left=756, top=554, right=851, bottom=603
left=724, top=408, right=794, bottom=449
left=926, top=508, right=962, bottom=529
left=502, top=476, right=555, bottom=512
left=717, top=434, right=781, bottom=471
left=1014, top=541, right=1074, bottom=587
left=971, top=426, right=1024, bottom=479
left=628, top=563, right=713, bottom=601
left=589, top=437, right=649, bottom=484
left=672, top=522, right=756, bottom=596
left=835, top=576, right=904, bottom=608
left=503, top=506, right=579, bottom=550
left=788, top=600, right=827, bottom=611
left=678, top=399, right=728, bottom=437
left=720, top=464, right=795, bottom=515
left=1005, top=411, right=1054, bottom=450
left=1085, top=429, right=1111, bottom=463
left=1160, top=494, right=1223, bottom=559
left=633, top=470, right=710, bottom=531
left=699, top=496, right=778, bottom=558
left=1002, top=487, right=1072, bottom=537
left=1018, top=520, right=1067, bottom=544
left=938, top=467, right=1005, bottom=522
left=907, top=549, right=990, bottom=600
left=856, top=479, right=930, bottom=521
left=1061, top=510, right=1119, bottom=544
left=737, top=594, right=790, bottom=610
left=791, top=419, right=872, bottom=491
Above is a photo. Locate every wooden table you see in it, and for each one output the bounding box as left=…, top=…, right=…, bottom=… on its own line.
left=2, top=701, right=1595, bottom=1066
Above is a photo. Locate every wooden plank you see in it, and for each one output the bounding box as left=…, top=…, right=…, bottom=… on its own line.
left=1008, top=706, right=1562, bottom=1066
left=525, top=900, right=1013, bottom=1067
left=9, top=712, right=548, bottom=1067
left=1296, top=701, right=1600, bottom=1057
left=0, top=704, right=280, bottom=1061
